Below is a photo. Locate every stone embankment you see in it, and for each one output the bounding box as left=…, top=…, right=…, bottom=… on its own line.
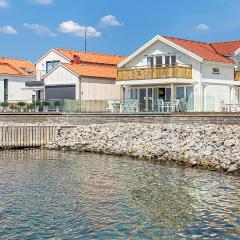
left=48, top=123, right=240, bottom=174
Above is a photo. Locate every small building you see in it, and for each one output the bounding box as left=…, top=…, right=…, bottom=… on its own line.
left=0, top=57, right=36, bottom=102
left=117, top=35, right=240, bottom=112
left=31, top=48, right=126, bottom=102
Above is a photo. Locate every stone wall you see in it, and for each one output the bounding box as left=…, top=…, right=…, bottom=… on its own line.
left=0, top=112, right=240, bottom=125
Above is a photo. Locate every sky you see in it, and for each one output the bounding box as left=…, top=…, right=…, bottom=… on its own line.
left=0, top=0, right=239, bottom=62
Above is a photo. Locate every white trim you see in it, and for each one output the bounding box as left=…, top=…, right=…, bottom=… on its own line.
left=41, top=63, right=79, bottom=80
left=116, top=78, right=196, bottom=86
left=35, top=48, right=71, bottom=65
left=118, top=35, right=204, bottom=68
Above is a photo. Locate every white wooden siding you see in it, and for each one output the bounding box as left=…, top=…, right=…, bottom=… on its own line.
left=36, top=50, right=70, bottom=80
left=81, top=77, right=120, bottom=100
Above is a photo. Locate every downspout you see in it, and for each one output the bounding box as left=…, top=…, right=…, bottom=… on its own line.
left=79, top=76, right=82, bottom=113
left=199, top=61, right=204, bottom=112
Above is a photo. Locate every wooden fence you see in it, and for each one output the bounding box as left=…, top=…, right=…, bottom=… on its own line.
left=0, top=126, right=60, bottom=149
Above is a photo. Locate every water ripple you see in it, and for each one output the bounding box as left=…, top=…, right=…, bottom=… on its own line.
left=0, top=150, right=240, bottom=239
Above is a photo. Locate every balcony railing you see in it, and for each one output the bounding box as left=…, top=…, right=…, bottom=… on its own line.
left=117, top=64, right=192, bottom=81
left=235, top=70, right=240, bottom=81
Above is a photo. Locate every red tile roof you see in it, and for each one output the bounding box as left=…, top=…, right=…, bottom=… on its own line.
left=63, top=63, right=117, bottom=79
left=162, top=36, right=236, bottom=64
left=211, top=41, right=240, bottom=55
left=54, top=48, right=127, bottom=66
left=0, top=57, right=35, bottom=76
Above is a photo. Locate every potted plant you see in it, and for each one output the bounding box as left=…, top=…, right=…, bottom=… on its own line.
left=27, top=103, right=34, bottom=113
left=54, top=100, right=62, bottom=112
left=17, top=101, right=26, bottom=113
left=0, top=102, right=9, bottom=112
left=35, top=101, right=42, bottom=112
left=42, top=100, right=50, bottom=112
left=9, top=103, right=17, bottom=112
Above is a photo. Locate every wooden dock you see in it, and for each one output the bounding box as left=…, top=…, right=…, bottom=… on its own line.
left=0, top=125, right=60, bottom=149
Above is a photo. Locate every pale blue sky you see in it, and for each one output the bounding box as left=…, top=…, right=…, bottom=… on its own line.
left=0, top=0, right=239, bottom=62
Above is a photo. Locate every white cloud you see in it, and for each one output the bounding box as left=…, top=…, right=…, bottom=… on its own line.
left=30, top=0, right=54, bottom=4
left=196, top=23, right=210, bottom=31
left=23, top=23, right=56, bottom=37
left=58, top=20, right=101, bottom=38
left=0, top=0, right=9, bottom=9
left=0, top=25, right=17, bottom=34
left=99, top=15, right=123, bottom=27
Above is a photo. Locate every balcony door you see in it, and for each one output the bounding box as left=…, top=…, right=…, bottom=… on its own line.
left=176, top=86, right=194, bottom=111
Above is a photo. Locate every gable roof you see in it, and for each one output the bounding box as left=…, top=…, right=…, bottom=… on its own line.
left=210, top=41, right=240, bottom=56
left=119, top=35, right=238, bottom=67
left=62, top=63, right=117, bottom=79
left=0, top=57, right=35, bottom=77
left=162, top=36, right=235, bottom=64
left=54, top=48, right=127, bottom=66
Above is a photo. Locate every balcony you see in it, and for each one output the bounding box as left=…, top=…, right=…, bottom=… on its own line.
left=235, top=70, right=240, bottom=81
left=117, top=64, right=192, bottom=81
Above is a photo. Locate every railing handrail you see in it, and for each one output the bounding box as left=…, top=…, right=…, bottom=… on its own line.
left=117, top=63, right=192, bottom=71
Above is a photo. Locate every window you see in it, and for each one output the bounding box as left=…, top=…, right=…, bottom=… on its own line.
left=155, top=56, right=163, bottom=66
left=212, top=68, right=220, bottom=74
left=46, top=61, right=60, bottom=73
left=4, top=79, right=8, bottom=102
left=171, top=56, right=177, bottom=66
left=130, top=89, right=138, bottom=99
left=147, top=56, right=154, bottom=67
left=176, top=87, right=185, bottom=99
left=165, top=56, right=170, bottom=66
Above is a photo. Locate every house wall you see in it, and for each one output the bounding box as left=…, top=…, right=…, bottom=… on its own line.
left=44, top=66, right=79, bottom=99
left=36, top=50, right=70, bottom=80
left=44, top=66, right=121, bottom=101
left=81, top=77, right=120, bottom=100
left=0, top=75, right=35, bottom=102
left=201, top=63, right=235, bottom=111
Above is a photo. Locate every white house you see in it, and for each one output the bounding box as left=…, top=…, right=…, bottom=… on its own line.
left=117, top=35, right=240, bottom=112
left=30, top=48, right=126, bottom=101
left=0, top=57, right=36, bottom=102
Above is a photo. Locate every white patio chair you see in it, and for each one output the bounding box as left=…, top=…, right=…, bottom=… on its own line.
left=179, top=98, right=187, bottom=112
left=171, top=99, right=180, bottom=112
left=106, top=100, right=120, bottom=113
left=157, top=99, right=165, bottom=112
left=106, top=100, right=114, bottom=113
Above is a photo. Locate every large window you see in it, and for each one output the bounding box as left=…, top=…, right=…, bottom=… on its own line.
left=147, top=55, right=177, bottom=67
left=46, top=61, right=60, bottom=73
left=171, top=56, right=177, bottom=66
left=4, top=79, right=8, bottom=102
left=155, top=56, right=163, bottom=66
left=165, top=56, right=170, bottom=66
left=147, top=56, right=154, bottom=67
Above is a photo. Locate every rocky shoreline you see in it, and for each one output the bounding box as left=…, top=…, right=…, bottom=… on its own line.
left=48, top=123, right=240, bottom=175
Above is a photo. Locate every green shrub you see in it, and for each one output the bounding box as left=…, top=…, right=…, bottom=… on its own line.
left=42, top=101, right=50, bottom=107
left=17, top=101, right=26, bottom=107
left=54, top=100, right=62, bottom=107
left=0, top=102, right=9, bottom=107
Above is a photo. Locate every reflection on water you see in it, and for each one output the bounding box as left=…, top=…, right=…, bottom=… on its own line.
left=0, top=150, right=240, bottom=239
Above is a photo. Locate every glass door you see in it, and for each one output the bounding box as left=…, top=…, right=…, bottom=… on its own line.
left=186, top=86, right=194, bottom=111
left=147, top=88, right=153, bottom=112
left=139, top=88, right=146, bottom=111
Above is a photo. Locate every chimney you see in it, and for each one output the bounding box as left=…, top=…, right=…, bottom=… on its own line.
left=72, top=55, right=81, bottom=64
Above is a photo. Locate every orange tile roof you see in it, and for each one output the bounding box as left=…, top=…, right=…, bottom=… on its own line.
left=63, top=63, right=117, bottom=79
left=162, top=36, right=235, bottom=64
left=211, top=41, right=240, bottom=55
left=54, top=48, right=127, bottom=66
left=0, top=57, right=35, bottom=76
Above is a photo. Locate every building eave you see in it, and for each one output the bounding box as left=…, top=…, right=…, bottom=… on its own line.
left=118, top=35, right=204, bottom=68
left=35, top=48, right=71, bottom=65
